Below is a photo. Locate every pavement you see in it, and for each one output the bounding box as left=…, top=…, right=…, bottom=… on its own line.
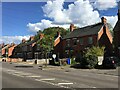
left=8, top=61, right=119, bottom=77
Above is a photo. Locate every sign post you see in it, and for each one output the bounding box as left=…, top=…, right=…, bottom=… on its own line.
left=52, top=54, right=56, bottom=63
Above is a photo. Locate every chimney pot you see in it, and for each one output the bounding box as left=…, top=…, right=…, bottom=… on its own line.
left=101, top=17, right=107, bottom=24
left=22, top=39, right=26, bottom=43
left=70, top=24, right=74, bottom=32
left=30, top=36, right=34, bottom=41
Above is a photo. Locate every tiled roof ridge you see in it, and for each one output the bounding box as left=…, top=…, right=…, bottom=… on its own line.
left=74, top=22, right=102, bottom=30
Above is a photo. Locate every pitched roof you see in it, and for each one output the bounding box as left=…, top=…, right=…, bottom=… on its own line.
left=2, top=44, right=10, bottom=50
left=17, top=39, right=38, bottom=47
left=113, top=20, right=120, bottom=31
left=63, top=23, right=103, bottom=39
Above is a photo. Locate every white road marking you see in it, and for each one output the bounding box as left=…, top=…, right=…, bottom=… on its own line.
left=6, top=70, right=16, bottom=72
left=35, top=79, right=69, bottom=88
left=26, top=75, right=41, bottom=78
left=19, top=73, right=32, bottom=76
left=35, top=79, right=41, bottom=81
left=12, top=74, right=24, bottom=77
left=58, top=82, right=73, bottom=85
left=103, top=74, right=118, bottom=77
left=92, top=87, right=97, bottom=88
left=40, top=78, right=56, bottom=81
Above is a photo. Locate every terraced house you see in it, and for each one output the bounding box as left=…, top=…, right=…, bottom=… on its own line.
left=54, top=17, right=113, bottom=58
left=13, top=33, right=44, bottom=61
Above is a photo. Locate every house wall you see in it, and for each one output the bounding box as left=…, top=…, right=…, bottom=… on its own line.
left=54, top=38, right=64, bottom=58
left=114, top=30, right=120, bottom=47
left=114, top=29, right=120, bottom=58
left=8, top=45, right=16, bottom=57
left=2, top=49, right=5, bottom=56
left=54, top=25, right=113, bottom=58
left=98, top=25, right=113, bottom=56
left=60, top=34, right=98, bottom=58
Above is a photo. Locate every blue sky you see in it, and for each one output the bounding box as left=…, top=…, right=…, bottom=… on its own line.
left=2, top=2, right=46, bottom=36
left=1, top=0, right=120, bottom=44
left=2, top=2, right=74, bottom=36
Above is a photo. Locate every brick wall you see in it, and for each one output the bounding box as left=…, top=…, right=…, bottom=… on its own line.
left=8, top=45, right=17, bottom=57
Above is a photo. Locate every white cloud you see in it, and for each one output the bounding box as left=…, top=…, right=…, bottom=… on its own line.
left=0, top=35, right=30, bottom=44
left=27, top=19, right=52, bottom=32
left=28, top=0, right=101, bottom=32
left=42, top=0, right=71, bottom=23
left=42, top=0, right=100, bottom=26
left=27, top=0, right=118, bottom=32
left=65, top=0, right=100, bottom=26
left=93, top=0, right=117, bottom=10
left=27, top=19, right=70, bottom=32
left=104, top=16, right=118, bottom=27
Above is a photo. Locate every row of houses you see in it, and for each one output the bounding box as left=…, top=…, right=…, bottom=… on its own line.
left=1, top=8, right=120, bottom=61
left=1, top=34, right=45, bottom=61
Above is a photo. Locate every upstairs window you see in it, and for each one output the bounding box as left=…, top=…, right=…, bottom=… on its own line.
left=37, top=44, right=40, bottom=50
left=66, top=39, right=70, bottom=47
left=73, top=38, right=77, bottom=45
left=88, top=37, right=93, bottom=44
left=79, top=38, right=84, bottom=45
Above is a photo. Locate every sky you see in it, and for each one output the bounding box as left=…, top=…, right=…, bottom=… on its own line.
left=1, top=0, right=120, bottom=44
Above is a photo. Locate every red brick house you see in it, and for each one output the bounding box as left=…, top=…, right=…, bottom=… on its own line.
left=13, top=33, right=44, bottom=61
left=1, top=44, right=9, bottom=57
left=54, top=17, right=113, bottom=58
left=8, top=43, right=17, bottom=58
left=113, top=3, right=120, bottom=59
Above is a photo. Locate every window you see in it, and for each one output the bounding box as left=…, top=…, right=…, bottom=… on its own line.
left=66, top=39, right=70, bottom=47
left=37, top=44, right=40, bottom=50
left=29, top=45, right=32, bottom=51
left=22, top=46, right=27, bottom=51
left=88, top=37, right=93, bottom=44
left=77, top=39, right=79, bottom=44
left=79, top=38, right=83, bottom=45
left=73, top=38, right=77, bottom=45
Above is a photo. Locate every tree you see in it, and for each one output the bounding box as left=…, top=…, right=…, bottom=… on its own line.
left=36, top=27, right=68, bottom=59
left=35, top=27, right=68, bottom=66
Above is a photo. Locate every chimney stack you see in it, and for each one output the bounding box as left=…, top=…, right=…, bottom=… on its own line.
left=57, top=32, right=60, bottom=37
left=70, top=24, right=74, bottom=32
left=22, top=39, right=26, bottom=43
left=30, top=36, right=34, bottom=41
left=11, top=43, right=15, bottom=46
left=40, top=33, right=44, bottom=39
left=101, top=17, right=107, bottom=24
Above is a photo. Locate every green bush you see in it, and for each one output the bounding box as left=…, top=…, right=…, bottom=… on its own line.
left=71, top=57, right=77, bottom=65
left=81, top=46, right=105, bottom=69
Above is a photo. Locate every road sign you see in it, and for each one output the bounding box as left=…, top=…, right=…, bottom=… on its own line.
left=52, top=54, right=56, bottom=59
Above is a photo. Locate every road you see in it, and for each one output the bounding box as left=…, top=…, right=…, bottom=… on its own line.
left=1, top=62, right=119, bottom=89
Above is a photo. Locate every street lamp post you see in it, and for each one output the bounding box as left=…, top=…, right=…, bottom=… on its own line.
left=6, top=52, right=8, bottom=62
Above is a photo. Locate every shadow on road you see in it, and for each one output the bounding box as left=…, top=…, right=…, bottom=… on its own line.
left=70, top=64, right=117, bottom=70
left=14, top=65, right=33, bottom=68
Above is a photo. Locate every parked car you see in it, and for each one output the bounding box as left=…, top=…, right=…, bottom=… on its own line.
left=2, top=58, right=6, bottom=62
left=102, top=56, right=117, bottom=69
